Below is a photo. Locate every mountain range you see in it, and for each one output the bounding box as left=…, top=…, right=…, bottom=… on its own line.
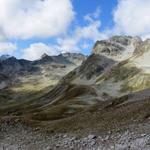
left=0, top=36, right=150, bottom=149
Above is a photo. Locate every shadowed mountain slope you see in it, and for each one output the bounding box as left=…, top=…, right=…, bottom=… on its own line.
left=0, top=36, right=150, bottom=138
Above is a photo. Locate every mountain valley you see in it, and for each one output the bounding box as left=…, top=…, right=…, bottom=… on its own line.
left=0, top=36, right=150, bottom=150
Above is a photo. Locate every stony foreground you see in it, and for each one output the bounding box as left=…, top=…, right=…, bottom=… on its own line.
left=0, top=121, right=150, bottom=150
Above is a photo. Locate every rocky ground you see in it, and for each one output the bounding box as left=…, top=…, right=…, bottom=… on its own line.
left=0, top=121, right=150, bottom=150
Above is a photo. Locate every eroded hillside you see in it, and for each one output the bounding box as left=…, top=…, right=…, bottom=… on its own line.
left=0, top=36, right=150, bottom=150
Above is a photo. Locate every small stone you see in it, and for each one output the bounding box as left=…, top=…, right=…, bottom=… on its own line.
left=63, top=134, right=67, bottom=138
left=91, top=141, right=96, bottom=146
left=34, top=127, right=40, bottom=131
left=69, top=146, right=74, bottom=149
left=105, top=136, right=109, bottom=140
left=54, top=135, right=60, bottom=139
left=56, top=144, right=60, bottom=148
left=141, top=134, right=146, bottom=137
left=88, top=135, right=97, bottom=140
left=70, top=137, right=76, bottom=141
left=46, top=146, right=52, bottom=150
left=110, top=145, right=114, bottom=149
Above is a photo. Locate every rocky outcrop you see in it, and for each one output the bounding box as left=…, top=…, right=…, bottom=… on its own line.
left=93, top=36, right=142, bottom=61
left=61, top=54, right=115, bottom=84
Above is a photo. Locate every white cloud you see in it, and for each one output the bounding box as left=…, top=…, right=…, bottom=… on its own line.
left=0, top=0, right=75, bottom=39
left=21, top=8, right=106, bottom=59
left=75, top=20, right=105, bottom=41
left=81, top=42, right=91, bottom=49
left=56, top=38, right=80, bottom=53
left=84, top=7, right=101, bottom=22
left=113, top=0, right=150, bottom=37
left=56, top=8, right=107, bottom=53
left=0, top=42, right=17, bottom=55
left=22, top=42, right=59, bottom=60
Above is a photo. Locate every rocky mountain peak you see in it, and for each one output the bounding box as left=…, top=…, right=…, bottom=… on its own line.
left=93, top=36, right=142, bottom=61
left=0, top=54, right=11, bottom=61
left=38, top=53, right=55, bottom=64
left=41, top=53, right=50, bottom=59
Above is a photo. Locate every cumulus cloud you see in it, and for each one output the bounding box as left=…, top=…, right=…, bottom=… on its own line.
left=0, top=42, right=17, bottom=55
left=84, top=7, right=101, bottom=22
left=22, top=43, right=59, bottom=60
left=2, top=0, right=150, bottom=60
left=0, top=0, right=75, bottom=39
left=22, top=8, right=106, bottom=59
left=56, top=8, right=107, bottom=53
left=113, top=0, right=150, bottom=37
left=56, top=38, right=81, bottom=53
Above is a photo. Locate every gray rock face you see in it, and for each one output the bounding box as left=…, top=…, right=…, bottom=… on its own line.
left=133, top=39, right=150, bottom=56
left=76, top=54, right=115, bottom=80
left=61, top=53, right=115, bottom=85
left=93, top=36, right=142, bottom=61
left=61, top=53, right=87, bottom=64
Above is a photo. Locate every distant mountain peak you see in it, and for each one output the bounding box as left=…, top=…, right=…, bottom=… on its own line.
left=41, top=53, right=50, bottom=59
left=39, top=53, right=55, bottom=63
left=0, top=54, right=11, bottom=61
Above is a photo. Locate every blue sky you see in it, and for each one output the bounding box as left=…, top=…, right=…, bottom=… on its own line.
left=73, top=0, right=117, bottom=30
left=0, top=0, right=150, bottom=60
